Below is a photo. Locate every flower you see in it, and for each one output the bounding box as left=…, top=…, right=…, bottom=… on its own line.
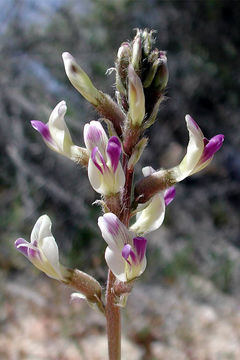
left=98, top=213, right=147, bottom=282
left=172, top=115, right=224, bottom=182
left=31, top=101, right=88, bottom=164
left=15, top=215, right=70, bottom=281
left=130, top=166, right=175, bottom=234
left=84, top=121, right=125, bottom=195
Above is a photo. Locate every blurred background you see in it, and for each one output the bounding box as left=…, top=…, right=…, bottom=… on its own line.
left=1, top=0, right=240, bottom=359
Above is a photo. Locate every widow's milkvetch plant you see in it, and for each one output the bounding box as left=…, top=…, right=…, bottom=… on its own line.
left=15, top=29, right=224, bottom=360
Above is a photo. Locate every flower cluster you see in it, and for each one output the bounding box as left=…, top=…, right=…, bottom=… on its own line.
left=15, top=29, right=224, bottom=309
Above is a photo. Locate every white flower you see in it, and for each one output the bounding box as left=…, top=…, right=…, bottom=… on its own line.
left=172, top=115, right=224, bottom=181
left=130, top=166, right=175, bottom=234
left=31, top=101, right=87, bottom=162
left=15, top=215, right=69, bottom=281
left=98, top=213, right=147, bottom=282
left=84, top=121, right=125, bottom=195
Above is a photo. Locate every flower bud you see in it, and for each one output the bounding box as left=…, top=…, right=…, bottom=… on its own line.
left=131, top=29, right=142, bottom=71
left=68, top=269, right=103, bottom=309
left=128, top=137, right=148, bottom=169
left=62, top=52, right=101, bottom=106
left=116, top=42, right=131, bottom=94
left=128, top=65, right=145, bottom=127
left=152, top=51, right=169, bottom=92
left=142, top=29, right=155, bottom=56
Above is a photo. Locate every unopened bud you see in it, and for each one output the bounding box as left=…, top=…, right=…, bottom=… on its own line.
left=128, top=65, right=145, bottom=127
left=131, top=30, right=142, bottom=71
left=142, top=29, right=155, bottom=56
left=68, top=269, right=102, bottom=304
left=116, top=42, right=131, bottom=96
left=143, top=58, right=160, bottom=88
left=62, top=52, right=101, bottom=106
left=128, top=137, right=148, bottom=169
left=153, top=51, right=169, bottom=92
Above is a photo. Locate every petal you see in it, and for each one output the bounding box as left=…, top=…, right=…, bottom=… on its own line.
left=84, top=121, right=108, bottom=154
left=48, top=101, right=74, bottom=157
left=30, top=215, right=52, bottom=245
left=98, top=213, right=132, bottom=251
left=164, top=186, right=176, bottom=206
left=91, top=147, right=106, bottom=174
left=15, top=238, right=30, bottom=257
left=122, top=244, right=132, bottom=261
left=142, top=166, right=155, bottom=177
left=128, top=64, right=145, bottom=126
left=172, top=115, right=204, bottom=181
left=133, top=237, right=147, bottom=262
left=88, top=157, right=103, bottom=193
left=107, top=136, right=122, bottom=173
left=198, top=134, right=224, bottom=165
left=40, top=235, right=61, bottom=274
left=31, top=121, right=52, bottom=143
left=105, top=246, right=126, bottom=282
left=130, top=193, right=165, bottom=234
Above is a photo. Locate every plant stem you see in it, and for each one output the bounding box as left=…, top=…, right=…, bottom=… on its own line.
left=105, top=152, right=134, bottom=360
left=106, top=270, right=121, bottom=360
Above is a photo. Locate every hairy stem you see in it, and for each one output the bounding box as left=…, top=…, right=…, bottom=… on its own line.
left=105, top=153, right=134, bottom=360
left=106, top=270, right=121, bottom=360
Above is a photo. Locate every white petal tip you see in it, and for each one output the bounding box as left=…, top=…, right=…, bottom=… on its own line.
left=57, top=101, right=67, bottom=116
left=62, top=52, right=73, bottom=61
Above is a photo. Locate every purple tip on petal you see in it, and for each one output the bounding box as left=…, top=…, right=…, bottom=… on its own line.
left=200, top=134, right=224, bottom=163
left=87, top=125, right=102, bottom=145
left=133, top=237, right=147, bottom=262
left=91, top=147, right=106, bottom=174
left=107, top=136, right=122, bottom=173
left=31, top=121, right=52, bottom=143
left=186, top=115, right=200, bottom=130
left=164, top=186, right=176, bottom=206
left=15, top=238, right=29, bottom=257
left=103, top=213, right=120, bottom=236
left=122, top=244, right=131, bottom=260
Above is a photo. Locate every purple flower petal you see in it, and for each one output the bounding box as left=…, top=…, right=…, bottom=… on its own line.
left=91, top=147, right=107, bottom=174
left=28, top=247, right=41, bottom=260
left=15, top=238, right=29, bottom=257
left=133, top=237, right=147, bottom=262
left=200, top=134, right=224, bottom=163
left=86, top=125, right=102, bottom=145
left=31, top=121, right=52, bottom=143
left=103, top=213, right=120, bottom=237
left=122, top=244, right=131, bottom=260
left=107, top=136, right=121, bottom=173
left=186, top=114, right=200, bottom=130
left=164, top=186, right=176, bottom=206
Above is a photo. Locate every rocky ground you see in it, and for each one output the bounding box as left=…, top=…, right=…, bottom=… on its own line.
left=1, top=273, right=240, bottom=360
